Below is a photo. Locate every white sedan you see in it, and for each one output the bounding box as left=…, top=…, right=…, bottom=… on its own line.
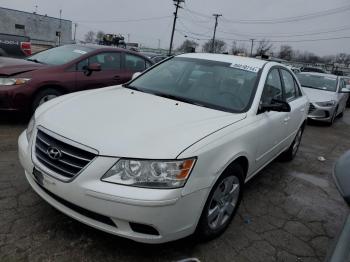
left=18, top=53, right=309, bottom=243
left=297, top=72, right=350, bottom=125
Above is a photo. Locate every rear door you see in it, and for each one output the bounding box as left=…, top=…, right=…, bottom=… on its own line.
left=123, top=53, right=152, bottom=75
left=280, top=69, right=308, bottom=144
left=75, top=51, right=130, bottom=91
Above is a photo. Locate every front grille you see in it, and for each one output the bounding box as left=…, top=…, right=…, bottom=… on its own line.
left=35, top=129, right=96, bottom=180
left=308, top=103, right=316, bottom=114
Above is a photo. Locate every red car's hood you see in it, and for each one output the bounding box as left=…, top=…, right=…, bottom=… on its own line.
left=0, top=57, right=47, bottom=76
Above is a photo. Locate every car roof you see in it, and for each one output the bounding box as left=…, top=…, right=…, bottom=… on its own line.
left=68, top=44, right=125, bottom=51
left=299, top=72, right=338, bottom=79
left=177, top=53, right=268, bottom=69
left=65, top=44, right=153, bottom=63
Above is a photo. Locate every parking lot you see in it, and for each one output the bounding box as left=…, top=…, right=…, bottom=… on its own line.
left=0, top=111, right=349, bottom=262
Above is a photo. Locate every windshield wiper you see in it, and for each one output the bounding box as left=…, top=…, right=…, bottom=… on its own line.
left=122, top=83, right=141, bottom=91
left=26, top=58, right=44, bottom=64
left=146, top=91, right=208, bottom=108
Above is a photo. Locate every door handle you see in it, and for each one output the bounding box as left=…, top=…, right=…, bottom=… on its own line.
left=300, top=108, right=305, bottom=112
left=284, top=117, right=290, bottom=123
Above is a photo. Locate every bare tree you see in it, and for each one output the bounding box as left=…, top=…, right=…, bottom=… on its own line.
left=231, top=41, right=248, bottom=55
left=203, top=39, right=226, bottom=53
left=278, top=45, right=294, bottom=61
left=96, top=31, right=105, bottom=43
left=84, top=31, right=96, bottom=43
left=335, top=53, right=350, bottom=65
left=256, top=39, right=273, bottom=56
left=177, top=40, right=199, bottom=53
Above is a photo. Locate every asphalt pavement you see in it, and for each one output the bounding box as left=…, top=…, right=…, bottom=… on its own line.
left=0, top=111, right=349, bottom=262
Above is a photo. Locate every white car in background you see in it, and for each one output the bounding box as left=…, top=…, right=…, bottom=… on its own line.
left=18, top=53, right=308, bottom=243
left=297, top=72, right=350, bottom=125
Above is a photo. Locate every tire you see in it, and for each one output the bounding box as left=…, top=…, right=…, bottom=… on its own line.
left=281, top=126, right=304, bottom=161
left=32, top=88, right=62, bottom=112
left=195, top=163, right=244, bottom=241
left=327, top=106, right=338, bottom=126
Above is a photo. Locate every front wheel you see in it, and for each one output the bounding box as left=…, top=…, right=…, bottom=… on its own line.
left=327, top=106, right=338, bottom=126
left=195, top=164, right=244, bottom=241
left=32, top=88, right=62, bottom=112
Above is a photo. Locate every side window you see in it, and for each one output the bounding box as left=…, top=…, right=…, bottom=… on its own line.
left=77, top=52, right=121, bottom=71
left=145, top=61, right=152, bottom=69
left=281, top=70, right=297, bottom=101
left=261, top=69, right=283, bottom=104
left=125, top=54, right=146, bottom=72
left=294, top=79, right=302, bottom=97
left=77, top=58, right=88, bottom=71
left=339, top=79, right=345, bottom=92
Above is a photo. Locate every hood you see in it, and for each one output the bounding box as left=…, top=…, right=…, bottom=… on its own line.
left=0, top=57, right=46, bottom=76
left=301, top=86, right=337, bottom=103
left=37, top=87, right=246, bottom=158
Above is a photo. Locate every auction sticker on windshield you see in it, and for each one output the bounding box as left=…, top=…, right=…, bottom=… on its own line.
left=230, top=63, right=260, bottom=73
left=73, top=49, right=87, bottom=54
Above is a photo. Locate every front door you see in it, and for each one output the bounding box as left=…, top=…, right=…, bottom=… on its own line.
left=75, top=52, right=130, bottom=91
left=255, top=68, right=289, bottom=168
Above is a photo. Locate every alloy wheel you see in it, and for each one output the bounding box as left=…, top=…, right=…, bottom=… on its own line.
left=207, top=176, right=240, bottom=230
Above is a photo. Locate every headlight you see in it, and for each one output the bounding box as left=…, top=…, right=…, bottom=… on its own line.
left=26, top=116, right=35, bottom=141
left=315, top=100, right=336, bottom=107
left=101, top=158, right=196, bottom=189
left=0, top=78, right=31, bottom=86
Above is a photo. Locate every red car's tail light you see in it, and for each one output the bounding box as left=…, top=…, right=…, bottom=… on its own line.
left=20, top=42, right=32, bottom=56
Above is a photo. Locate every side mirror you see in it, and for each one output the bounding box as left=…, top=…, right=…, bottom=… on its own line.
left=260, top=99, right=291, bottom=113
left=334, top=151, right=350, bottom=206
left=83, top=63, right=101, bottom=76
left=132, top=72, right=142, bottom=80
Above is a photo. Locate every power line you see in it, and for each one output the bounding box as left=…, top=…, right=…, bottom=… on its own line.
left=179, top=15, right=350, bottom=39
left=217, top=25, right=350, bottom=38
left=184, top=4, right=350, bottom=24
left=75, top=15, right=172, bottom=23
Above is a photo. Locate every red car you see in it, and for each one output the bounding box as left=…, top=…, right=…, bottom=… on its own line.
left=0, top=44, right=153, bottom=113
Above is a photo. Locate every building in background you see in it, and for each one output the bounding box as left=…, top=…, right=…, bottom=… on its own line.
left=0, top=7, right=72, bottom=53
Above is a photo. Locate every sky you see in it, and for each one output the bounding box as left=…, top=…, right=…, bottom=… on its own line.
left=1, top=0, right=350, bottom=56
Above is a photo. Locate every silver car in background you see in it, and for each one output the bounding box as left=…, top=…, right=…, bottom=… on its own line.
left=297, top=72, right=350, bottom=125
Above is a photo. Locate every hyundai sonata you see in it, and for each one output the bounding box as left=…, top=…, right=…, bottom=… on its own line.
left=19, top=53, right=309, bottom=243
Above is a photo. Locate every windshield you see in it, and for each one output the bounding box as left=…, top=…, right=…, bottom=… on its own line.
left=26, top=45, right=93, bottom=65
left=128, top=57, right=259, bottom=113
left=297, top=74, right=337, bottom=92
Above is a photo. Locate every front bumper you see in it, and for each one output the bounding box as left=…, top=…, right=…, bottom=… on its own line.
left=18, top=131, right=208, bottom=243
left=307, top=102, right=336, bottom=122
left=0, top=84, right=30, bottom=111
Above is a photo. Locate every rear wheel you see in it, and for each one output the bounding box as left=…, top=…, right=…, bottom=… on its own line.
left=32, top=88, right=62, bottom=112
left=195, top=163, right=244, bottom=241
left=281, top=126, right=304, bottom=161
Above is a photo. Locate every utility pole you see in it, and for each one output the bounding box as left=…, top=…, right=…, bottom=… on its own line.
left=127, top=33, right=130, bottom=43
left=168, top=0, right=184, bottom=56
left=250, top=38, right=255, bottom=57
left=73, top=23, right=77, bottom=42
left=211, top=14, right=222, bottom=53
left=158, top=39, right=161, bottom=50
left=58, top=9, right=62, bottom=46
